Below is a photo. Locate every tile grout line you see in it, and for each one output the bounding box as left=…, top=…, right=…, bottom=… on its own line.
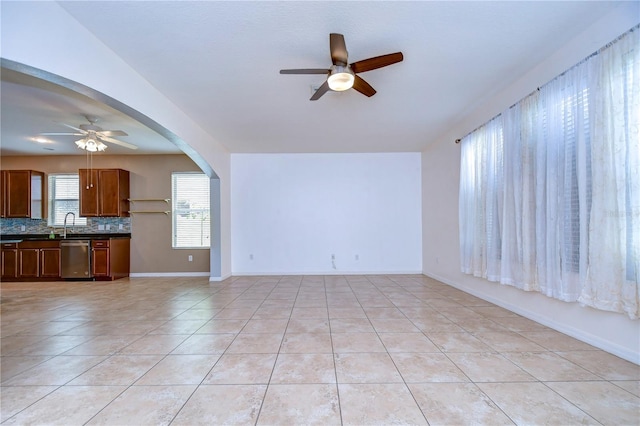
left=165, top=276, right=266, bottom=425
left=326, top=275, right=345, bottom=426
left=252, top=274, right=301, bottom=426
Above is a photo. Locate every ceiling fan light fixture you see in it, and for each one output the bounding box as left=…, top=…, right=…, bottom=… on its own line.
left=75, top=138, right=87, bottom=150
left=75, top=137, right=107, bottom=152
left=327, top=65, right=355, bottom=91
left=85, top=141, right=98, bottom=152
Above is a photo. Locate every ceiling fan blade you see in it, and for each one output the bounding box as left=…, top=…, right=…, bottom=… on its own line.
left=39, top=132, right=83, bottom=136
left=100, top=135, right=138, bottom=150
left=352, top=75, right=377, bottom=97
left=99, top=130, right=128, bottom=137
left=330, top=33, right=348, bottom=65
left=59, top=122, right=86, bottom=133
left=350, top=52, right=404, bottom=74
left=280, top=69, right=330, bottom=75
left=310, top=80, right=331, bottom=101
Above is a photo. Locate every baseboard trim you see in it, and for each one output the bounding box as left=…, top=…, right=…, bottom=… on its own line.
left=209, top=273, right=232, bottom=282
left=230, top=270, right=423, bottom=276
left=424, top=272, right=639, bottom=365
left=129, top=272, right=210, bottom=278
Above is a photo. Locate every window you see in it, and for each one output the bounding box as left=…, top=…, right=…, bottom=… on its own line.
left=172, top=172, right=210, bottom=248
left=459, top=27, right=639, bottom=318
left=48, top=174, right=87, bottom=226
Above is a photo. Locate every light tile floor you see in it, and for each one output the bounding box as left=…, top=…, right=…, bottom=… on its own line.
left=1, top=275, right=638, bottom=425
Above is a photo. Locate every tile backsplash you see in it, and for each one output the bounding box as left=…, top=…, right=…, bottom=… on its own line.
left=0, top=217, right=131, bottom=235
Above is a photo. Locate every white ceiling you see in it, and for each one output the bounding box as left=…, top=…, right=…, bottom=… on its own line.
left=1, top=1, right=624, bottom=156
left=0, top=69, right=182, bottom=155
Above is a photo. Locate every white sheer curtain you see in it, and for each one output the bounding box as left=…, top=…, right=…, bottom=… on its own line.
left=579, top=29, right=640, bottom=318
left=459, top=27, right=639, bottom=318
left=459, top=117, right=504, bottom=281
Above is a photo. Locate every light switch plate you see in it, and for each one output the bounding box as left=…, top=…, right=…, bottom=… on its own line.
left=98, top=224, right=105, bottom=231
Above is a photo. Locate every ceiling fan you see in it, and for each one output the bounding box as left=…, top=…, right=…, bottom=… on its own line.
left=280, top=33, right=403, bottom=101
left=41, top=115, right=138, bottom=151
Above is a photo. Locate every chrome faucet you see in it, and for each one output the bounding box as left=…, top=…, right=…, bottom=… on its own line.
left=63, top=212, right=76, bottom=239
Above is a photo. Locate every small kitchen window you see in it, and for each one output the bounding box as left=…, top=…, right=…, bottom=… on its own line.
left=171, top=172, right=210, bottom=248
left=48, top=174, right=87, bottom=226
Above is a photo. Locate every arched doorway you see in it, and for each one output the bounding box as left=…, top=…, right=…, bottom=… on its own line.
left=1, top=59, right=223, bottom=279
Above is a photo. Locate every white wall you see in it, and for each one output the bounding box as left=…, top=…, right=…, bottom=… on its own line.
left=232, top=153, right=422, bottom=275
left=422, top=3, right=640, bottom=364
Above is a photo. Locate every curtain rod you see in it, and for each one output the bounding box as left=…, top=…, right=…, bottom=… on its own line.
left=455, top=23, right=639, bottom=144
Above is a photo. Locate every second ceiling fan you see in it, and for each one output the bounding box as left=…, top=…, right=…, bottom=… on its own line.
left=280, top=33, right=403, bottom=101
left=41, top=115, right=138, bottom=151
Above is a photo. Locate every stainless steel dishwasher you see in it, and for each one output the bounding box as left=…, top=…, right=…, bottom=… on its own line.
left=61, top=240, right=93, bottom=279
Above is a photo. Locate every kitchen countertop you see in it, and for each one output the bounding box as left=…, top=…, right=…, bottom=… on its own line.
left=1, top=233, right=131, bottom=242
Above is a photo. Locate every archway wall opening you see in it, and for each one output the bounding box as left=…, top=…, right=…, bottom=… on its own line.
left=1, top=1, right=231, bottom=280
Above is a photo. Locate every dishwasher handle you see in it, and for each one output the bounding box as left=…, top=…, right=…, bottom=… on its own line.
left=60, top=240, right=91, bottom=247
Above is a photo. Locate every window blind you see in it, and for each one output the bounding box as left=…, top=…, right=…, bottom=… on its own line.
left=48, top=174, right=87, bottom=226
left=171, top=172, right=210, bottom=248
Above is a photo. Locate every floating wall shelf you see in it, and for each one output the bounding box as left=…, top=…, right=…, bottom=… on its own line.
left=128, top=210, right=170, bottom=215
left=127, top=198, right=171, bottom=203
left=126, top=198, right=171, bottom=215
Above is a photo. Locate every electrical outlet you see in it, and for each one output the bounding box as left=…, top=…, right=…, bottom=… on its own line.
left=119, top=224, right=123, bottom=230
left=188, top=255, right=193, bottom=262
left=355, top=254, right=359, bottom=261
left=98, top=224, right=105, bottom=231
left=106, top=224, right=111, bottom=231
left=20, top=225, right=26, bottom=231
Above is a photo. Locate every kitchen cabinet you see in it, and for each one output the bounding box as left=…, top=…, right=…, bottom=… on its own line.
left=79, top=169, right=130, bottom=217
left=79, top=169, right=99, bottom=217
left=40, top=247, right=62, bottom=278
left=1, top=241, right=61, bottom=281
left=0, top=172, right=4, bottom=219
left=1, top=242, right=19, bottom=280
left=2, top=238, right=130, bottom=282
left=17, top=241, right=61, bottom=279
left=92, top=240, right=109, bottom=277
left=1, top=170, right=44, bottom=218
left=92, top=238, right=130, bottom=280
left=19, top=247, right=40, bottom=278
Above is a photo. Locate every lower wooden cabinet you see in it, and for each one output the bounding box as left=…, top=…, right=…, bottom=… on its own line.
left=19, top=247, right=40, bottom=278
left=16, top=241, right=61, bottom=280
left=1, top=243, right=18, bottom=279
left=92, top=239, right=130, bottom=281
left=2, top=241, right=61, bottom=281
left=92, top=241, right=110, bottom=277
left=40, top=247, right=61, bottom=278
left=2, top=238, right=129, bottom=282
left=2, top=241, right=61, bottom=280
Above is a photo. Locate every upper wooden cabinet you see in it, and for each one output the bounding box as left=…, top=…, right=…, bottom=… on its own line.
left=79, top=169, right=99, bottom=217
left=0, top=170, right=44, bottom=219
left=79, top=169, right=130, bottom=217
